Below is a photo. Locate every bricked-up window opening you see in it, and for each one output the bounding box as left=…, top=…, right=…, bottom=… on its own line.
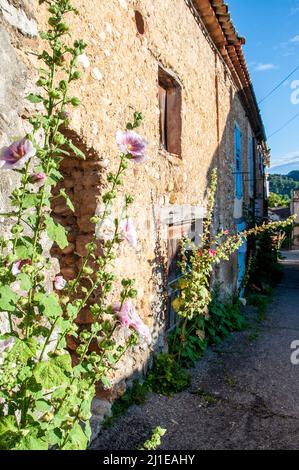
left=158, top=67, right=182, bottom=157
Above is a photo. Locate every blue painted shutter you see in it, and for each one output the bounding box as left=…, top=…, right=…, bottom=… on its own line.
left=234, top=124, right=242, bottom=200
left=249, top=136, right=254, bottom=197
left=237, top=221, right=247, bottom=294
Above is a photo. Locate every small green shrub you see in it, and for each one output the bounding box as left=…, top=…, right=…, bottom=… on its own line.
left=103, top=380, right=149, bottom=428
left=139, top=426, right=166, bottom=450
left=206, top=293, right=245, bottom=346
left=146, top=353, right=191, bottom=396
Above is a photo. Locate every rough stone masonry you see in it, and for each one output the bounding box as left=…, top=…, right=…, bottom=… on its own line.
left=0, top=0, right=268, bottom=439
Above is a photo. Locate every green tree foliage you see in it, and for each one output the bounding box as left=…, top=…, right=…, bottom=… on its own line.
left=269, top=174, right=299, bottom=198
left=268, top=192, right=290, bottom=208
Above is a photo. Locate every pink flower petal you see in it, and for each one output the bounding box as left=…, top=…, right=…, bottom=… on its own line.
left=0, top=138, right=36, bottom=170
left=113, top=300, right=151, bottom=343
left=54, top=275, right=66, bottom=290
left=116, top=130, right=148, bottom=163
left=30, top=172, right=46, bottom=186
left=122, top=218, right=138, bottom=248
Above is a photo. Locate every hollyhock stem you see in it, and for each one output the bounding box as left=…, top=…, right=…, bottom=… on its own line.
left=12, top=159, right=31, bottom=253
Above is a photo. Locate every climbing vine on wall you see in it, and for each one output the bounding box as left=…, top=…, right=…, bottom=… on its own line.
left=0, top=0, right=150, bottom=450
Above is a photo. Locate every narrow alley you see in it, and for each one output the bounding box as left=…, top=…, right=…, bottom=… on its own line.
left=92, top=252, right=299, bottom=450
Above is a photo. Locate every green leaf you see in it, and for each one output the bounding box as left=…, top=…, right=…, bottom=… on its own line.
left=34, top=360, right=68, bottom=389
left=45, top=428, right=62, bottom=446
left=26, top=93, right=44, bottom=103
left=67, top=140, right=86, bottom=159
left=62, top=422, right=88, bottom=450
left=0, top=285, right=18, bottom=312
left=45, top=215, right=68, bottom=249
left=35, top=399, right=52, bottom=413
left=0, top=416, right=19, bottom=450
left=52, top=354, right=72, bottom=373
left=11, top=338, right=37, bottom=364
left=59, top=189, right=74, bottom=212
left=15, top=237, right=34, bottom=258
left=34, top=292, right=62, bottom=319
left=17, top=273, right=32, bottom=291
left=22, top=193, right=40, bottom=209
left=15, top=430, right=48, bottom=450
left=67, top=303, right=79, bottom=320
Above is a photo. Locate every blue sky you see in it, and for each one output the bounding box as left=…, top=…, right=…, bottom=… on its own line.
left=228, top=0, right=299, bottom=173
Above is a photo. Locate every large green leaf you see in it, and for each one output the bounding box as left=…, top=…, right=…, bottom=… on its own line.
left=33, top=360, right=68, bottom=389
left=11, top=338, right=37, bottom=364
left=52, top=354, right=72, bottom=373
left=0, top=285, right=18, bottom=312
left=15, top=429, right=48, bottom=450
left=45, top=215, right=68, bottom=249
left=34, top=292, right=62, bottom=320
left=62, top=422, right=88, bottom=450
left=17, top=273, right=32, bottom=291
left=15, top=237, right=34, bottom=259
left=22, top=193, right=40, bottom=209
left=0, top=416, right=19, bottom=450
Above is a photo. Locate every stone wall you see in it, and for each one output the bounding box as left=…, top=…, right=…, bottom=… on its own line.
left=0, top=0, right=264, bottom=434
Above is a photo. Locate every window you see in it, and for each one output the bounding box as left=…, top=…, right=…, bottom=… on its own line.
left=234, top=123, right=242, bottom=200
left=158, top=67, right=182, bottom=156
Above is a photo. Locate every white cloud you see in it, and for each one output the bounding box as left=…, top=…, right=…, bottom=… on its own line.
left=254, top=63, right=277, bottom=72
left=271, top=151, right=299, bottom=167
left=290, top=35, right=299, bottom=43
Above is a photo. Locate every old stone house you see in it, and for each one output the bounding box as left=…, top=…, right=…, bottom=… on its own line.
left=0, top=0, right=269, bottom=413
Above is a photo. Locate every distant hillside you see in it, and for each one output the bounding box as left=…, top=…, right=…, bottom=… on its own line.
left=269, top=173, right=299, bottom=198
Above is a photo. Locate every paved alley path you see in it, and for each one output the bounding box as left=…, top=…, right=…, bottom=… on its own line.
left=92, top=251, right=299, bottom=450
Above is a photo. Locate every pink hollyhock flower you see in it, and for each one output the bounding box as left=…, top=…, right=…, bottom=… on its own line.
left=12, top=259, right=31, bottom=276
left=30, top=172, right=46, bottom=186
left=121, top=218, right=138, bottom=248
left=0, top=138, right=36, bottom=170
left=113, top=300, right=151, bottom=344
left=54, top=275, right=66, bottom=291
left=223, top=230, right=229, bottom=235
left=198, top=250, right=203, bottom=257
left=116, top=130, right=148, bottom=163
left=208, top=249, right=217, bottom=258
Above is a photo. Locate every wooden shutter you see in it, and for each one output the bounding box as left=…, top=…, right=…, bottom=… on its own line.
left=166, top=87, right=182, bottom=156
left=159, top=85, right=167, bottom=149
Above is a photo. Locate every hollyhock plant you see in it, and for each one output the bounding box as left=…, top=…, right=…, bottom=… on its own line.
left=30, top=172, right=46, bottom=186
left=116, top=130, right=148, bottom=163
left=12, top=259, right=31, bottom=276
left=113, top=300, right=151, bottom=344
left=208, top=249, right=217, bottom=257
left=0, top=137, right=35, bottom=170
left=121, top=218, right=138, bottom=248
left=54, top=275, right=67, bottom=291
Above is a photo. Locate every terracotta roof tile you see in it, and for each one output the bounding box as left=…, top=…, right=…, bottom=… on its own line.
left=193, top=0, right=267, bottom=145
